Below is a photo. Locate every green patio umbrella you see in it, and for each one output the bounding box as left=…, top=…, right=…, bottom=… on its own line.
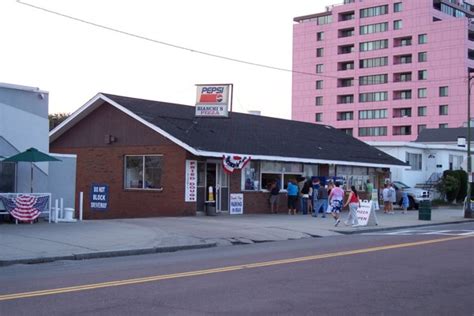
left=4, top=147, right=61, bottom=193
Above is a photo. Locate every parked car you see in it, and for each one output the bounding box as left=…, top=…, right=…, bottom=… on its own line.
left=391, top=181, right=431, bottom=210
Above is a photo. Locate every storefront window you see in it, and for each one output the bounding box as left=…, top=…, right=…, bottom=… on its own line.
left=0, top=162, right=16, bottom=192
left=304, top=164, right=319, bottom=178
left=243, top=162, right=320, bottom=191
left=124, top=155, right=163, bottom=190
left=336, top=165, right=369, bottom=191
left=261, top=173, right=282, bottom=191
left=243, top=161, right=260, bottom=191
left=262, top=162, right=303, bottom=190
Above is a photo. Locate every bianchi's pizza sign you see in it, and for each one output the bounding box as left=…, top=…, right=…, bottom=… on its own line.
left=195, top=84, right=232, bottom=117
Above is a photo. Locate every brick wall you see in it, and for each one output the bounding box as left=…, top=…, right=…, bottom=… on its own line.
left=229, top=170, right=289, bottom=214
left=50, top=102, right=196, bottom=219
left=51, top=145, right=196, bottom=219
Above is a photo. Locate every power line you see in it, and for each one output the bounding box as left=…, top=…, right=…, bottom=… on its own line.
left=16, top=0, right=325, bottom=79
left=16, top=0, right=471, bottom=86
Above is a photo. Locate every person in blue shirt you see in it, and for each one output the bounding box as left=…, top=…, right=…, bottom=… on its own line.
left=287, top=179, right=299, bottom=215
left=401, top=191, right=409, bottom=214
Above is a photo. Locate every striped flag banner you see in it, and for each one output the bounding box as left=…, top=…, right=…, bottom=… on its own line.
left=0, top=194, right=50, bottom=222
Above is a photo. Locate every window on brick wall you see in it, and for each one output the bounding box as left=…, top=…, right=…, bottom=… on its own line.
left=418, top=52, right=427, bottom=62
left=394, top=2, right=403, bottom=12
left=316, top=80, right=323, bottom=90
left=418, top=70, right=427, bottom=80
left=418, top=106, right=427, bottom=117
left=418, top=88, right=427, bottom=98
left=125, top=155, right=163, bottom=190
left=316, top=64, right=324, bottom=73
left=439, top=86, right=448, bottom=97
left=439, top=105, right=449, bottom=115
left=418, top=34, right=427, bottom=44
left=418, top=124, right=427, bottom=134
left=393, top=20, right=402, bottom=30
left=315, top=96, right=323, bottom=106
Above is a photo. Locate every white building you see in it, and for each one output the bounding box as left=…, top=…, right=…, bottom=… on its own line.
left=368, top=127, right=472, bottom=188
left=0, top=83, right=76, bottom=208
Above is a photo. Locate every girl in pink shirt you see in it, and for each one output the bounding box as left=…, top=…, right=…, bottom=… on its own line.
left=328, top=182, right=344, bottom=226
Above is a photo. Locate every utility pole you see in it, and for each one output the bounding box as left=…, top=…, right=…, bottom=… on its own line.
left=466, top=73, right=473, bottom=218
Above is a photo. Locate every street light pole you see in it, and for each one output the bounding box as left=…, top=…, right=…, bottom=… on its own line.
left=466, top=74, right=473, bottom=218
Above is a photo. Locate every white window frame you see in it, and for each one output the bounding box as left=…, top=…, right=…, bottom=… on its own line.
left=124, top=154, right=164, bottom=191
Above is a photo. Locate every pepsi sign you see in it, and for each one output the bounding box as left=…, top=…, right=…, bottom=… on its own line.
left=195, top=84, right=231, bottom=117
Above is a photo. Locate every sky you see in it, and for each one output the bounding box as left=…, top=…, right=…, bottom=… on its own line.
left=1, top=0, right=334, bottom=119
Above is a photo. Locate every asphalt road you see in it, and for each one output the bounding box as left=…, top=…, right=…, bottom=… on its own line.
left=0, top=223, right=473, bottom=315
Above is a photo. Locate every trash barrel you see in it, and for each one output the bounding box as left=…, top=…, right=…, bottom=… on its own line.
left=418, top=200, right=431, bottom=221
left=206, top=202, right=217, bottom=216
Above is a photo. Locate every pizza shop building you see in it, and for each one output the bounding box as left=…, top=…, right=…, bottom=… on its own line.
left=49, top=93, right=405, bottom=219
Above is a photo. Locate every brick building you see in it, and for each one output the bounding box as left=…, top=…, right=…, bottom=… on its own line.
left=50, top=93, right=405, bottom=219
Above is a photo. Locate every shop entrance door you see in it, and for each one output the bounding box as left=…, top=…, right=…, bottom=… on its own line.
left=206, top=162, right=229, bottom=212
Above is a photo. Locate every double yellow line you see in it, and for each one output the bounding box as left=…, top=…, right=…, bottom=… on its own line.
left=0, top=235, right=471, bottom=302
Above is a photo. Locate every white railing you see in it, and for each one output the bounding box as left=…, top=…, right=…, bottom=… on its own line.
left=0, top=193, right=52, bottom=224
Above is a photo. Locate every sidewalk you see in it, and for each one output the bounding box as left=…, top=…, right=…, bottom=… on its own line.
left=0, top=208, right=472, bottom=266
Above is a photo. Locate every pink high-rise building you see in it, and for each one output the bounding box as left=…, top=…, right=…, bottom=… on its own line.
left=292, top=0, right=474, bottom=141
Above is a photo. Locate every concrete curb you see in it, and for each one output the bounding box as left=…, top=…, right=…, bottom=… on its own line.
left=0, top=242, right=217, bottom=267
left=335, top=219, right=474, bottom=235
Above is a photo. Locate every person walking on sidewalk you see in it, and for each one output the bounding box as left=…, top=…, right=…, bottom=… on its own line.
left=287, top=179, right=299, bottom=215
left=329, top=182, right=344, bottom=226
left=343, top=186, right=360, bottom=227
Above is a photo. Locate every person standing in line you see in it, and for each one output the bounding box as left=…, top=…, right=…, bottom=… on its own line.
left=307, top=181, right=313, bottom=215
left=382, top=183, right=390, bottom=214
left=329, top=182, right=344, bottom=226
left=287, top=179, right=299, bottom=215
left=311, top=178, right=320, bottom=216
left=313, top=181, right=328, bottom=218
left=297, top=177, right=305, bottom=214
left=300, top=180, right=312, bottom=215
left=269, top=180, right=280, bottom=214
left=389, top=182, right=396, bottom=214
left=343, top=186, right=360, bottom=227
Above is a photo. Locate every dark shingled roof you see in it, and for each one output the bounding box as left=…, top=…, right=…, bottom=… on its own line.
left=103, top=93, right=405, bottom=166
left=415, top=127, right=474, bottom=143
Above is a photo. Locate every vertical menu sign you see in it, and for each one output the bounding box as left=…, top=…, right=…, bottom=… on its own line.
left=185, top=160, right=197, bottom=202
left=90, top=183, right=109, bottom=211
